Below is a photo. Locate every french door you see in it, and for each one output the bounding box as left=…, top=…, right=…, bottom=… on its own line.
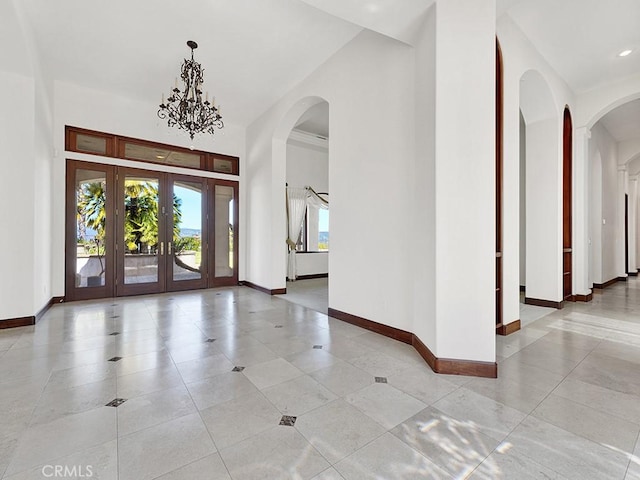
left=66, top=160, right=238, bottom=301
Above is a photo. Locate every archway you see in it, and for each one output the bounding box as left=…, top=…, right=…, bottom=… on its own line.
left=274, top=96, right=330, bottom=313
left=587, top=99, right=640, bottom=287
left=519, top=69, right=563, bottom=309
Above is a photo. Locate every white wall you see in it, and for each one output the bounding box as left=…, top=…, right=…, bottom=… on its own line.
left=296, top=254, right=328, bottom=276
left=246, top=29, right=415, bottom=333
left=524, top=117, right=561, bottom=301
left=0, top=0, right=55, bottom=320
left=286, top=140, right=328, bottom=191
left=411, top=6, right=436, bottom=347
left=432, top=0, right=495, bottom=361
left=0, top=71, right=36, bottom=320
left=498, top=15, right=574, bottom=310
left=589, top=123, right=619, bottom=283
left=589, top=150, right=603, bottom=284
left=52, top=81, right=246, bottom=296
left=576, top=73, right=640, bottom=129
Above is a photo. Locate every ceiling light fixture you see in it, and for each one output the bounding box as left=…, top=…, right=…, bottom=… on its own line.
left=618, top=49, right=633, bottom=57
left=158, top=41, right=224, bottom=140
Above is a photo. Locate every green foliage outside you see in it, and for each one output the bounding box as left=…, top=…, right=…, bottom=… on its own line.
left=76, top=180, right=197, bottom=255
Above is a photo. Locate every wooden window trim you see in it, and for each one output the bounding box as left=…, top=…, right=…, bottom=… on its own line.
left=65, top=126, right=239, bottom=176
left=115, top=136, right=206, bottom=170
left=65, top=127, right=115, bottom=157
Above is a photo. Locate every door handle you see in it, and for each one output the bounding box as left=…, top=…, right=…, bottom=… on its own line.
left=168, top=242, right=172, bottom=255
left=160, top=242, right=164, bottom=255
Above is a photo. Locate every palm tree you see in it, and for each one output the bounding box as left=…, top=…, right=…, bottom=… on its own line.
left=77, top=180, right=183, bottom=255
left=77, top=181, right=106, bottom=240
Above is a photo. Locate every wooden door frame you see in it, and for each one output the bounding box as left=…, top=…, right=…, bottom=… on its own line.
left=563, top=106, right=574, bottom=301
left=115, top=167, right=168, bottom=297
left=65, top=161, right=240, bottom=300
left=208, top=179, right=240, bottom=288
left=65, top=160, right=116, bottom=301
left=495, top=40, right=503, bottom=329
left=165, top=174, right=210, bottom=293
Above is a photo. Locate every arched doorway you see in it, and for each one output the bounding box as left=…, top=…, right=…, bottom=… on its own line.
left=563, top=106, right=573, bottom=301
left=274, top=97, right=330, bottom=313
left=496, top=40, right=516, bottom=334
left=586, top=99, right=640, bottom=288
left=519, top=69, right=563, bottom=309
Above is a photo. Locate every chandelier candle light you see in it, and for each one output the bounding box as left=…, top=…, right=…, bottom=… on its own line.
left=158, top=41, right=224, bottom=140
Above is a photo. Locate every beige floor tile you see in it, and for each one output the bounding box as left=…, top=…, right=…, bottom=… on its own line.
left=262, top=375, right=337, bottom=415
left=154, top=453, right=231, bottom=480
left=296, top=399, right=386, bottom=464
left=200, top=391, right=282, bottom=449
left=118, top=413, right=215, bottom=480
left=220, top=425, right=329, bottom=480
left=336, top=432, right=451, bottom=480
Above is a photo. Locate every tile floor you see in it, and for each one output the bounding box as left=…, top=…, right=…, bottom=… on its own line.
left=280, top=278, right=328, bottom=314
left=0, top=279, right=639, bottom=479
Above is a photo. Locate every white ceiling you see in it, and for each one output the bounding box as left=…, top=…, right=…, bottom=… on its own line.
left=10, top=0, right=640, bottom=129
left=294, top=102, right=329, bottom=138
left=17, top=0, right=361, bottom=126
left=506, top=0, right=640, bottom=94
left=599, top=98, right=640, bottom=143
left=299, top=0, right=435, bottom=44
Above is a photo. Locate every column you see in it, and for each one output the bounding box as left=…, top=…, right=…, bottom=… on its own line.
left=433, top=0, right=496, bottom=371
left=629, top=176, right=638, bottom=273
left=616, top=165, right=628, bottom=277
left=573, top=127, right=592, bottom=297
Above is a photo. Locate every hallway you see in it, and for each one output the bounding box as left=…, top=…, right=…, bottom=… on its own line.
left=1, top=279, right=639, bottom=479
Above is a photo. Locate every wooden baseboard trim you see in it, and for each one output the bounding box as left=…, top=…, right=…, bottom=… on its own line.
left=292, top=273, right=329, bottom=280
left=496, top=320, right=521, bottom=336
left=593, top=277, right=620, bottom=289
left=0, top=296, right=65, bottom=330
left=411, top=334, right=497, bottom=378
left=629, top=271, right=638, bottom=277
left=0, top=316, right=35, bottom=329
left=240, top=281, right=286, bottom=296
left=327, top=308, right=412, bottom=344
left=618, top=276, right=628, bottom=282
left=35, top=296, right=65, bottom=322
left=328, top=307, right=497, bottom=378
left=524, top=297, right=564, bottom=309
left=575, top=293, right=593, bottom=302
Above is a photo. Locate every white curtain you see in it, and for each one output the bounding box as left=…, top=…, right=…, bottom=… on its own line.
left=306, top=187, right=329, bottom=210
left=286, top=187, right=308, bottom=280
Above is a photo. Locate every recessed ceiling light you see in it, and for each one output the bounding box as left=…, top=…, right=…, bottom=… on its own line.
left=156, top=155, right=165, bottom=159
left=618, top=49, right=633, bottom=57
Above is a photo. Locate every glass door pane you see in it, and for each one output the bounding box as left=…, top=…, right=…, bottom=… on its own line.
left=166, top=176, right=207, bottom=291
left=210, top=181, right=238, bottom=286
left=117, top=170, right=166, bottom=295
left=75, top=170, right=108, bottom=288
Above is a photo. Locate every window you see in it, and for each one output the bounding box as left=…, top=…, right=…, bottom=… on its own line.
left=65, top=126, right=239, bottom=175
left=296, top=205, right=329, bottom=252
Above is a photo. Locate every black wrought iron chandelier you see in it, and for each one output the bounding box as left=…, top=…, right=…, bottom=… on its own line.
left=158, top=41, right=223, bottom=140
